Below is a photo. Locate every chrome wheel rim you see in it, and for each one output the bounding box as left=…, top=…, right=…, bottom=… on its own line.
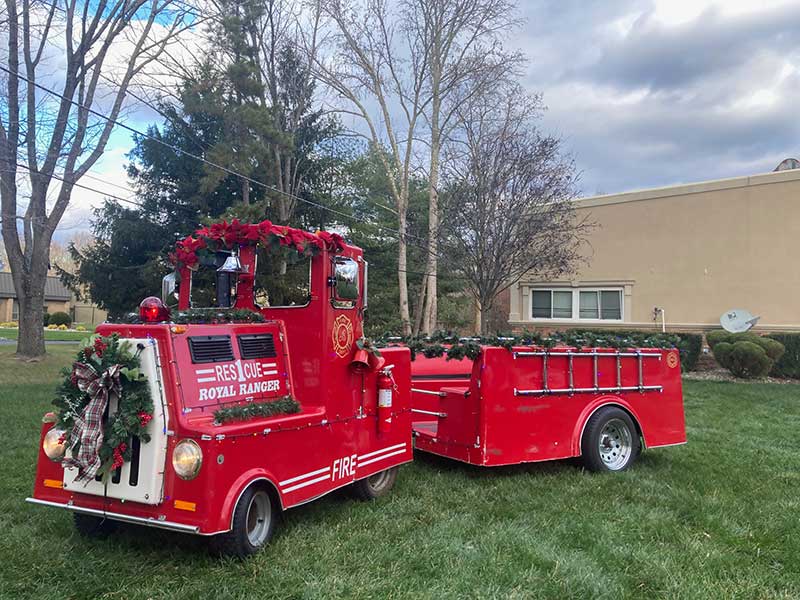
left=598, top=418, right=632, bottom=470
left=367, top=469, right=390, bottom=491
left=246, top=491, right=271, bottom=546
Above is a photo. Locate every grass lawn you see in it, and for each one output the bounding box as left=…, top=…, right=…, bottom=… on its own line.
left=0, top=327, right=90, bottom=342
left=1, top=344, right=799, bottom=599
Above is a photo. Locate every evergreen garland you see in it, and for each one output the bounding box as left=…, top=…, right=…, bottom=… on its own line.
left=378, top=329, right=685, bottom=362
left=213, top=396, right=301, bottom=424
left=53, top=334, right=155, bottom=475
left=115, top=308, right=266, bottom=325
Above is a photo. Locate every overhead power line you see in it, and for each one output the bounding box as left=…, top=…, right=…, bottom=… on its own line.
left=0, top=64, right=439, bottom=253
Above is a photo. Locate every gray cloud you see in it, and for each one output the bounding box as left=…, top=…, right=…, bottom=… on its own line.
left=510, top=1, right=800, bottom=195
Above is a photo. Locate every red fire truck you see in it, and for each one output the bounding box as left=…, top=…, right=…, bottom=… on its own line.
left=29, top=223, right=413, bottom=557
left=28, top=220, right=686, bottom=557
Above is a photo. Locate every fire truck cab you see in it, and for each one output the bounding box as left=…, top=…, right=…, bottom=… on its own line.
left=29, top=231, right=412, bottom=557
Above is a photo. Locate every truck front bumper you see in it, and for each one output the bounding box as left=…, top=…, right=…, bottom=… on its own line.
left=26, top=497, right=203, bottom=535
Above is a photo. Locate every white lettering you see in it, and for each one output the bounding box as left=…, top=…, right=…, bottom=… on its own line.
left=331, top=453, right=358, bottom=480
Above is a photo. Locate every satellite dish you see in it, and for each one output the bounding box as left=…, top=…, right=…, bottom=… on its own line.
left=774, top=158, right=800, bottom=171
left=720, top=309, right=760, bottom=333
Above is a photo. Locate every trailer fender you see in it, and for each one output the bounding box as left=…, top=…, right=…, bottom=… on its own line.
left=217, top=469, right=283, bottom=533
left=573, top=398, right=645, bottom=456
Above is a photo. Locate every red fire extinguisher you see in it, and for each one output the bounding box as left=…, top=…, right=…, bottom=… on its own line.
left=377, top=365, right=395, bottom=434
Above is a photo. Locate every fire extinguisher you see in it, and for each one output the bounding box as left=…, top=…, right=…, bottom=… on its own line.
left=377, top=365, right=395, bottom=434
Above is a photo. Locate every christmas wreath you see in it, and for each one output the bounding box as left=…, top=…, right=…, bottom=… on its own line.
left=169, top=218, right=345, bottom=271
left=52, top=334, right=155, bottom=483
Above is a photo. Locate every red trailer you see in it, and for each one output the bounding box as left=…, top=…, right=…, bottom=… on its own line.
left=29, top=222, right=412, bottom=557
left=410, top=346, right=686, bottom=470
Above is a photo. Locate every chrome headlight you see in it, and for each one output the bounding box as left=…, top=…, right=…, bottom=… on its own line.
left=43, top=428, right=66, bottom=461
left=172, top=439, right=202, bottom=480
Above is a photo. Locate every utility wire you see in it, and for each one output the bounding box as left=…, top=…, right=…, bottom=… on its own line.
left=0, top=64, right=439, bottom=253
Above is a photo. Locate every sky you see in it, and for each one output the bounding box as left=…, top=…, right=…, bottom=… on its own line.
left=59, top=0, right=800, bottom=235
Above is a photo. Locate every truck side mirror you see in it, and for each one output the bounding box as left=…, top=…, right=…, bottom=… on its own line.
left=162, top=272, right=177, bottom=304
left=331, top=257, right=359, bottom=309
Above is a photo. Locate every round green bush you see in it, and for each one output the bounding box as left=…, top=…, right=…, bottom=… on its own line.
left=706, top=330, right=730, bottom=349
left=726, top=341, right=772, bottom=379
left=49, top=311, right=72, bottom=327
left=757, top=337, right=785, bottom=362
left=712, top=341, right=734, bottom=369
left=42, top=313, right=50, bottom=326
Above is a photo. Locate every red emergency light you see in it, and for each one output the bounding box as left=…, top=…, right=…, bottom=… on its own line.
left=139, top=296, right=170, bottom=323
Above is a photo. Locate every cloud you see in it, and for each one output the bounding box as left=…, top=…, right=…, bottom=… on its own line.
left=511, top=0, right=800, bottom=195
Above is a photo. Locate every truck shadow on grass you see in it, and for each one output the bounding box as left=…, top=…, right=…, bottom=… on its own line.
left=65, top=449, right=670, bottom=559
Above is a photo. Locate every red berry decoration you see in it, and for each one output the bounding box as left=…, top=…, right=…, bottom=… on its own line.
left=138, top=411, right=153, bottom=427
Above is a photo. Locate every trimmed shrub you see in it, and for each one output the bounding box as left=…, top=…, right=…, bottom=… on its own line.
left=706, top=330, right=785, bottom=371
left=713, top=341, right=734, bottom=369
left=767, top=333, right=800, bottom=379
left=57, top=324, right=68, bottom=330
left=759, top=338, right=785, bottom=362
left=75, top=325, right=87, bottom=331
left=43, top=313, right=50, bottom=326
left=49, top=311, right=71, bottom=327
left=726, top=341, right=773, bottom=378
left=706, top=329, right=730, bottom=349
left=46, top=324, right=58, bottom=330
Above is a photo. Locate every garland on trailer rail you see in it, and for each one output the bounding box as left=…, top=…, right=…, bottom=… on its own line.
left=376, top=329, right=702, bottom=370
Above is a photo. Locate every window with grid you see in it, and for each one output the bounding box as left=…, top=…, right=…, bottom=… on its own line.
left=531, top=288, right=623, bottom=321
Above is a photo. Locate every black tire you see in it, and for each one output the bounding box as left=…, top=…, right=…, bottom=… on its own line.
left=210, top=486, right=277, bottom=558
left=73, top=512, right=118, bottom=537
left=581, top=407, right=641, bottom=472
left=351, top=467, right=399, bottom=501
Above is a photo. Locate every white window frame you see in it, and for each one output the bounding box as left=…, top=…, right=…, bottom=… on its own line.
left=529, top=287, right=624, bottom=323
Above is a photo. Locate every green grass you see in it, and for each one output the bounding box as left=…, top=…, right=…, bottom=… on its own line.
left=0, top=327, right=90, bottom=342
left=2, top=344, right=799, bottom=599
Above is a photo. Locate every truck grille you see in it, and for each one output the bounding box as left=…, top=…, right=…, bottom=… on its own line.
left=238, top=334, right=277, bottom=359
left=188, top=335, right=234, bottom=363
left=63, top=338, right=168, bottom=506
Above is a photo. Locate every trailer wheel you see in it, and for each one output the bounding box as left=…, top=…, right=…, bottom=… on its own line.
left=73, top=513, right=118, bottom=537
left=211, top=486, right=276, bottom=558
left=351, top=467, right=398, bottom=501
left=581, top=407, right=640, bottom=472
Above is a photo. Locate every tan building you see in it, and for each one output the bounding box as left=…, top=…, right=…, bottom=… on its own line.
left=0, top=272, right=107, bottom=326
left=509, top=166, right=800, bottom=333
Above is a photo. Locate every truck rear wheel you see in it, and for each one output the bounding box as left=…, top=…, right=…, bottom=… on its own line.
left=351, top=466, right=398, bottom=501
left=211, top=486, right=276, bottom=558
left=581, top=407, right=640, bottom=472
left=73, top=512, right=118, bottom=537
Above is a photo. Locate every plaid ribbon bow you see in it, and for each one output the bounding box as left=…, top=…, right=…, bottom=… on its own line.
left=62, top=362, right=122, bottom=484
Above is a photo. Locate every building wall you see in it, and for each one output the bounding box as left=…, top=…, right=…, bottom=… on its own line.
left=510, top=168, right=800, bottom=333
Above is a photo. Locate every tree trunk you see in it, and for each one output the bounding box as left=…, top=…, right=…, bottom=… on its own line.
left=412, top=273, right=428, bottom=336
left=422, top=74, right=442, bottom=335
left=10, top=237, right=49, bottom=358
left=17, top=287, right=46, bottom=358
left=474, top=298, right=482, bottom=335
left=242, top=178, right=250, bottom=205
left=398, top=209, right=412, bottom=336
left=480, top=299, right=491, bottom=336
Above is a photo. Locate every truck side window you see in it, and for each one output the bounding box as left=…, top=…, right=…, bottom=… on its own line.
left=332, top=257, right=359, bottom=309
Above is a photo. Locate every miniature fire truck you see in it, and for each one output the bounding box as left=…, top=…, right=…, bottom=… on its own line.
left=29, top=222, right=412, bottom=557
left=28, top=220, right=686, bottom=557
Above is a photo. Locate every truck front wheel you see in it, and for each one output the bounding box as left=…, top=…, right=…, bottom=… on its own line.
left=581, top=407, right=641, bottom=472
left=73, top=512, right=118, bottom=537
left=351, top=466, right=398, bottom=500
left=211, top=486, right=276, bottom=558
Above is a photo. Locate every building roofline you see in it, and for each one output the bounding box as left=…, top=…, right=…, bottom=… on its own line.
left=576, top=167, right=800, bottom=208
